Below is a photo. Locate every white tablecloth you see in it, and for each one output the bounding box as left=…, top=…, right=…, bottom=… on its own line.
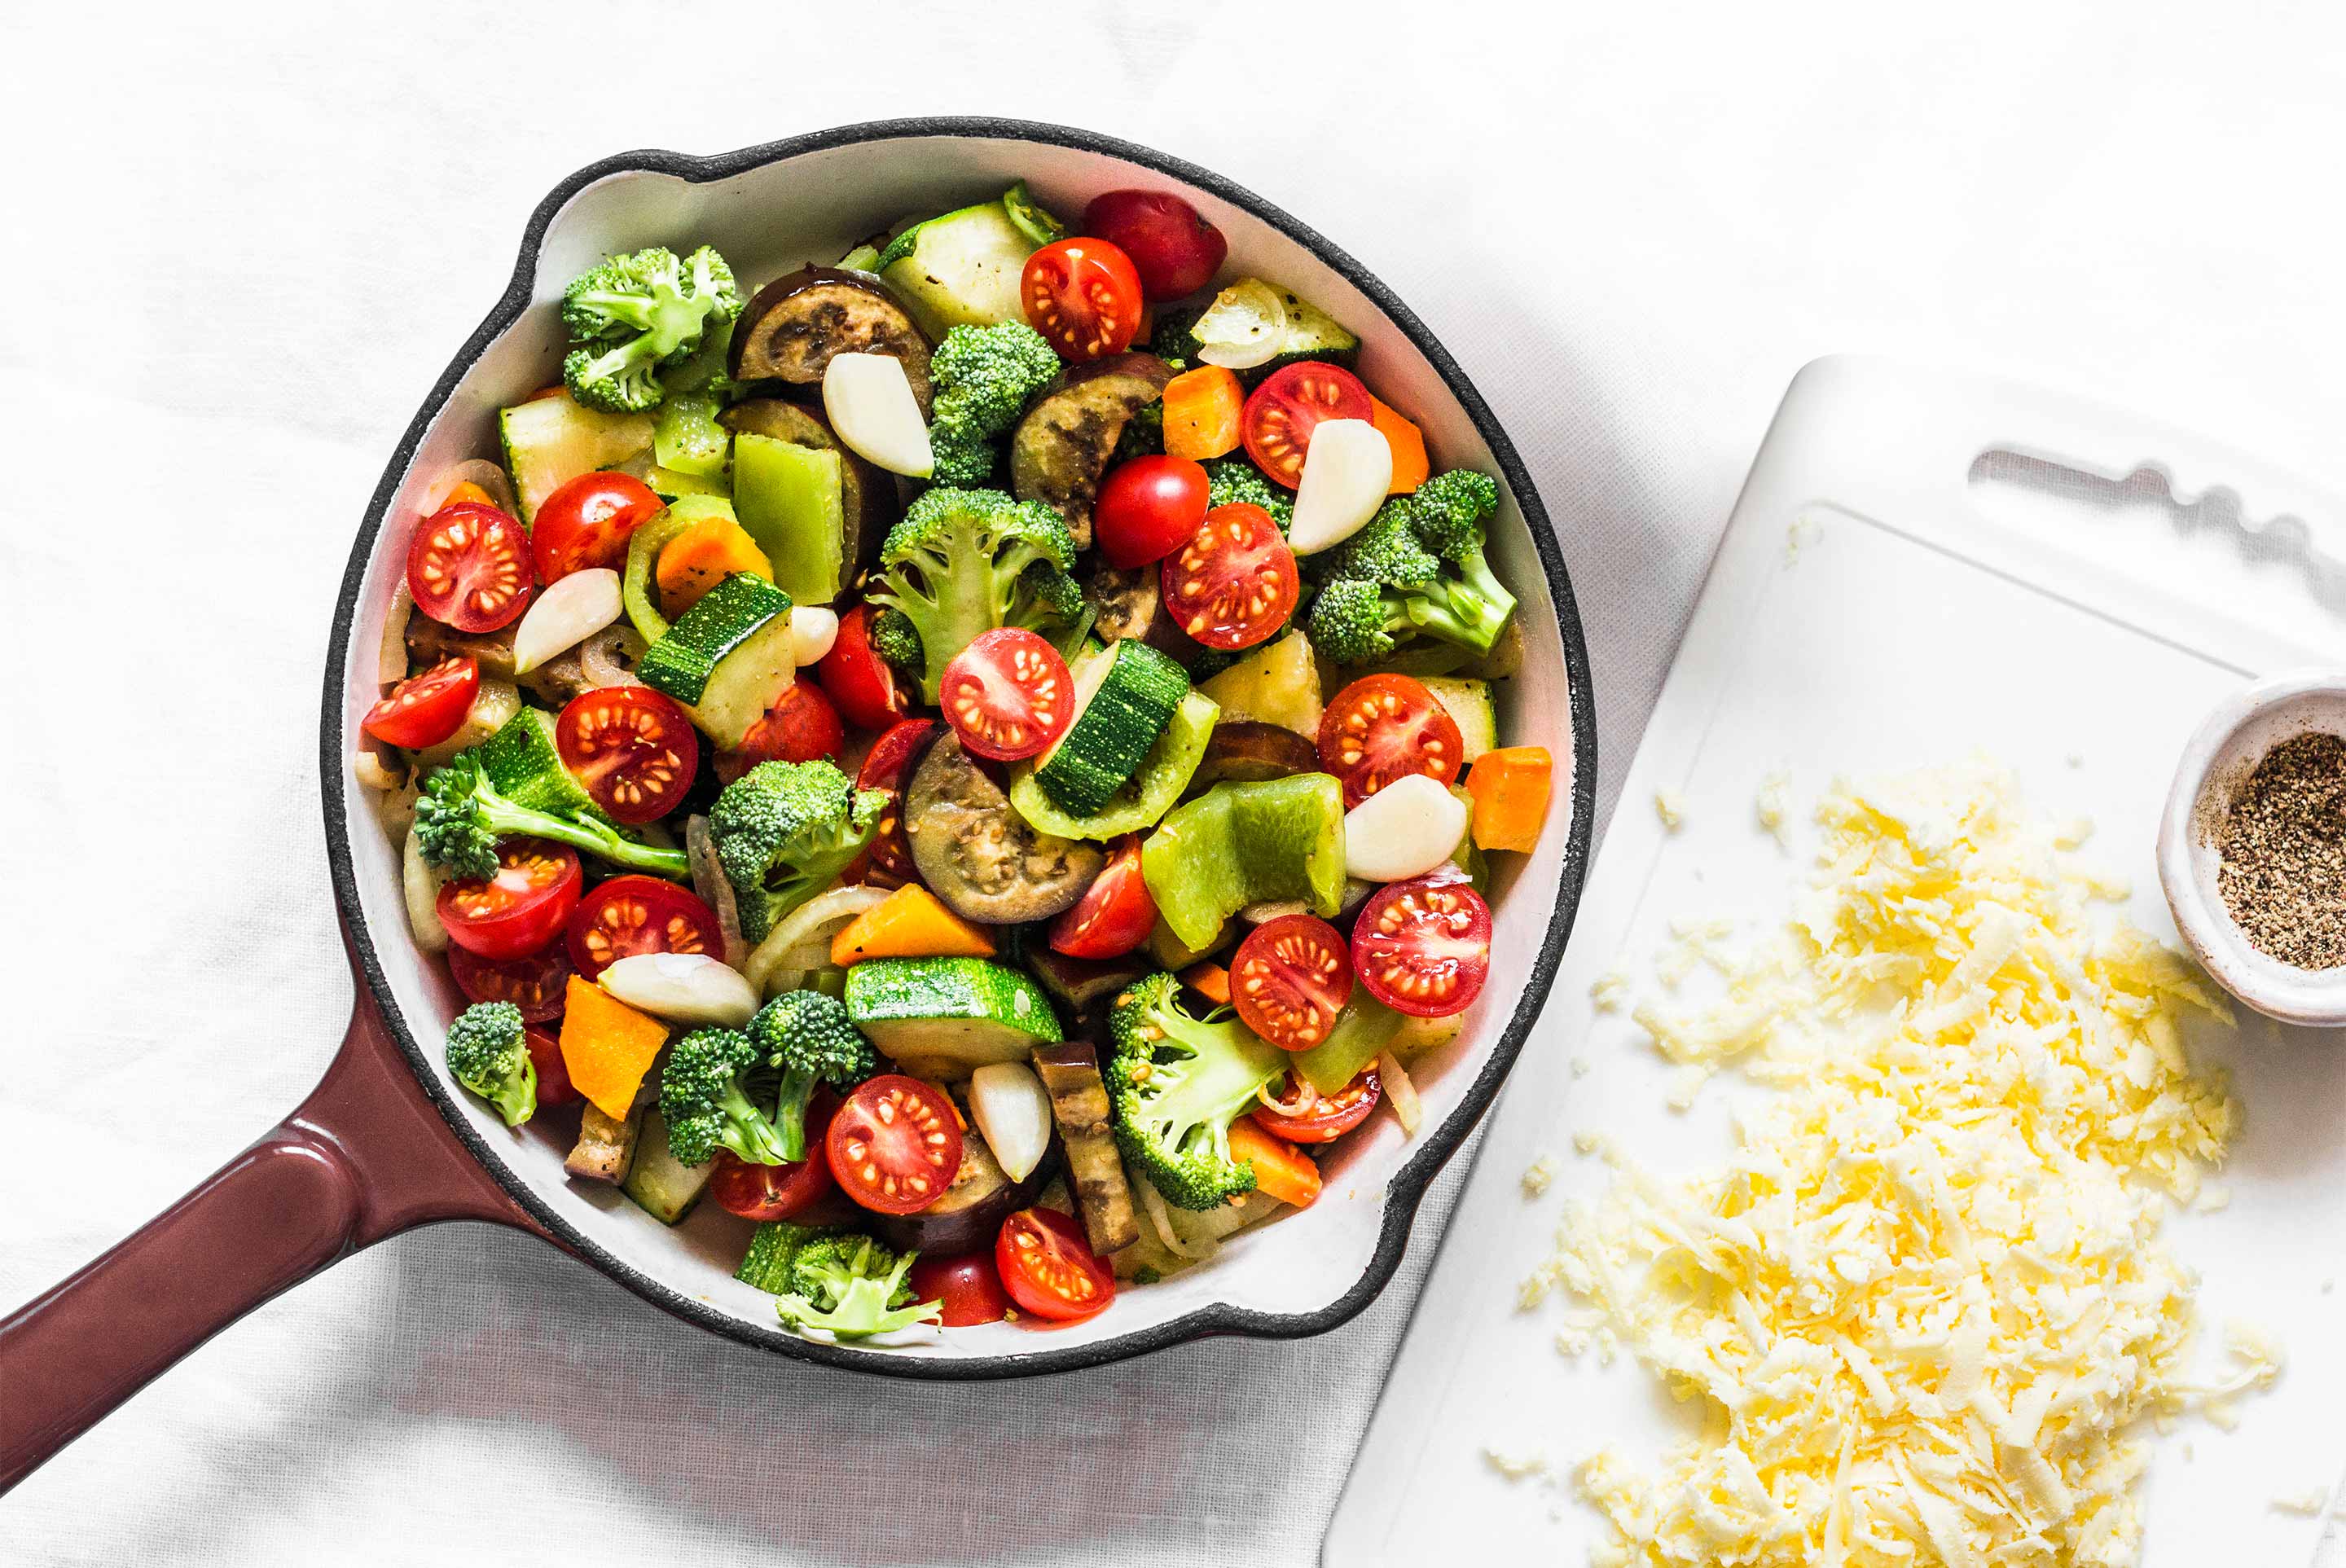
left=5, top=2, right=2343, bottom=1561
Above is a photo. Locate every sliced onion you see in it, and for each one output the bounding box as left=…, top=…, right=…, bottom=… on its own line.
left=969, top=1061, right=1053, bottom=1182
left=418, top=457, right=516, bottom=518
left=743, top=885, right=891, bottom=995
left=790, top=605, right=840, bottom=666
left=581, top=623, right=647, bottom=689
left=1192, top=279, right=1289, bottom=371
left=1138, top=1175, right=1210, bottom=1260
left=685, top=815, right=747, bottom=968
left=823, top=354, right=934, bottom=477
left=512, top=568, right=622, bottom=675
left=353, top=746, right=404, bottom=794
left=377, top=582, right=415, bottom=689
left=1377, top=1048, right=1421, bottom=1136
left=1259, top=1073, right=1320, bottom=1118
left=403, top=822, right=449, bottom=955
left=600, top=952, right=760, bottom=1026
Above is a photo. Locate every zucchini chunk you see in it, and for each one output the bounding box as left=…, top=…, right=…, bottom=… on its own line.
left=843, top=956, right=1063, bottom=1079
left=621, top=1106, right=714, bottom=1225
left=1032, top=640, right=1190, bottom=817
left=635, top=571, right=796, bottom=748
left=878, top=187, right=1059, bottom=339
left=497, top=395, right=654, bottom=523
left=1011, top=690, right=1219, bottom=841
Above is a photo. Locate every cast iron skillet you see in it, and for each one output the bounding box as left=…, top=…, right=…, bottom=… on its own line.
left=0, top=118, right=1597, bottom=1490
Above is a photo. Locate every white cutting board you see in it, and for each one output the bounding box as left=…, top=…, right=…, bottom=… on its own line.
left=1328, top=357, right=2346, bottom=1566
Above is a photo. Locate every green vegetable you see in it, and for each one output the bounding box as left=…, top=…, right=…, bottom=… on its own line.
left=747, top=990, right=876, bottom=1163
left=414, top=746, right=689, bottom=882
left=560, top=245, right=744, bottom=414
left=498, top=396, right=653, bottom=523
left=862, top=486, right=1086, bottom=703
left=1183, top=280, right=1359, bottom=381
left=736, top=1219, right=841, bottom=1294
left=709, top=760, right=887, bottom=946
left=878, top=187, right=1060, bottom=339
left=1420, top=676, right=1497, bottom=762
left=476, top=706, right=611, bottom=822
left=775, top=1233, right=942, bottom=1339
left=732, top=433, right=848, bottom=604
left=1105, top=972, right=1287, bottom=1209
left=926, top=322, right=1062, bottom=486
left=635, top=570, right=793, bottom=705
left=1202, top=457, right=1294, bottom=531
left=445, top=1001, right=536, bottom=1127
left=657, top=1026, right=787, bottom=1167
left=1011, top=690, right=1219, bottom=840
left=999, top=182, right=1067, bottom=248
left=622, top=1107, right=714, bottom=1224
left=1306, top=472, right=1515, bottom=665
left=1141, top=774, right=1347, bottom=949
left=1195, top=629, right=1322, bottom=737
left=652, top=389, right=730, bottom=477
left=841, top=957, right=1063, bottom=1075
left=1291, top=992, right=1404, bottom=1097
left=619, top=505, right=699, bottom=642
left=1033, top=640, right=1190, bottom=817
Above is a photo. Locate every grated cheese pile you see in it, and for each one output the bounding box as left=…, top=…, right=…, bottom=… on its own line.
left=1526, top=764, right=2269, bottom=1568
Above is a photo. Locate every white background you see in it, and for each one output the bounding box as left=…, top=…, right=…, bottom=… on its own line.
left=4, top=2, right=2344, bottom=1563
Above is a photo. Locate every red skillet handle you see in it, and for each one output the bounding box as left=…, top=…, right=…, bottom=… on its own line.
left=0, top=977, right=547, bottom=1493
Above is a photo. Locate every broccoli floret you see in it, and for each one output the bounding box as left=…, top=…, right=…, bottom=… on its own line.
left=660, top=1026, right=789, bottom=1166
left=1305, top=472, right=1514, bottom=665
left=1201, top=458, right=1293, bottom=531
left=1105, top=972, right=1289, bottom=1210
left=867, top=605, right=925, bottom=674
left=927, top=323, right=1061, bottom=486
left=736, top=1219, right=841, bottom=1294
left=775, top=1233, right=942, bottom=1339
left=559, top=245, right=743, bottom=414
left=413, top=750, right=690, bottom=882
left=709, top=760, right=887, bottom=945
left=446, top=1001, right=535, bottom=1127
left=863, top=487, right=1086, bottom=702
left=1114, top=401, right=1166, bottom=463
left=747, top=990, right=876, bottom=1162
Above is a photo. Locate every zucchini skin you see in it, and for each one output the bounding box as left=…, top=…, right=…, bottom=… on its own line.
left=1035, top=641, right=1188, bottom=816
left=636, top=571, right=793, bottom=705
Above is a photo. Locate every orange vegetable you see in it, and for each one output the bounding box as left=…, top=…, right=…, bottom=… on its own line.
left=1465, top=745, right=1553, bottom=852
left=1180, top=962, right=1231, bottom=1006
left=441, top=481, right=494, bottom=509
left=830, top=883, right=996, bottom=966
left=657, top=517, right=773, bottom=617
left=1368, top=397, right=1430, bottom=494
left=1228, top=1119, right=1322, bottom=1208
left=557, top=977, right=670, bottom=1121
left=1161, top=366, right=1245, bottom=461
left=526, top=385, right=569, bottom=402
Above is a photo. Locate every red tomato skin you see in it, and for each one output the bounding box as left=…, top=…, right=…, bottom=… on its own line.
left=818, top=605, right=910, bottom=732
left=1161, top=503, right=1301, bottom=652
left=1252, top=1068, right=1380, bottom=1144
left=1094, top=456, right=1211, bottom=570
left=530, top=472, right=662, bottom=582
left=1351, top=876, right=1494, bottom=1017
left=1049, top=836, right=1157, bottom=959
left=525, top=1025, right=579, bottom=1107
left=1241, top=362, right=1374, bottom=488
left=1230, top=914, right=1355, bottom=1052
left=827, top=1076, right=964, bottom=1217
left=435, top=841, right=582, bottom=961
left=1082, top=191, right=1228, bottom=302
left=907, top=1252, right=1014, bottom=1327
left=995, top=1207, right=1116, bottom=1323
left=1021, top=238, right=1145, bottom=361
left=938, top=628, right=1074, bottom=762
left=447, top=942, right=574, bottom=1024
left=564, top=875, right=723, bottom=980
left=406, top=503, right=535, bottom=633
left=554, top=686, right=701, bottom=826
left=718, top=683, right=846, bottom=784
left=363, top=656, right=479, bottom=749
left=846, top=719, right=939, bottom=887
left=1316, top=673, right=1467, bottom=808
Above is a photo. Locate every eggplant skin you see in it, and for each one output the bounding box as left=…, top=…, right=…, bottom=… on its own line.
left=873, top=1122, right=1053, bottom=1254
left=1009, top=353, right=1174, bottom=549
left=904, top=732, right=1104, bottom=924
left=728, top=266, right=934, bottom=409
left=1184, top=721, right=1322, bottom=796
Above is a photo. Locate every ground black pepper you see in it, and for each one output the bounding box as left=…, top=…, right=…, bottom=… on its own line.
left=2216, top=730, right=2346, bottom=969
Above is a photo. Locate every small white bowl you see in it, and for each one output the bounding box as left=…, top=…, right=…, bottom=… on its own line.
left=2157, top=668, right=2346, bottom=1026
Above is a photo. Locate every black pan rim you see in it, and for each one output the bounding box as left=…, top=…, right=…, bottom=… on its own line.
left=321, top=116, right=1600, bottom=1381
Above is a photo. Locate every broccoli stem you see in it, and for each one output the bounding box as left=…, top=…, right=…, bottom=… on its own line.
left=723, top=1080, right=792, bottom=1166
left=478, top=796, right=690, bottom=880
left=773, top=1065, right=819, bottom=1163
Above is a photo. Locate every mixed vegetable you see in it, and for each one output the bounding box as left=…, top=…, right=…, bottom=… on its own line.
left=356, top=180, right=1557, bottom=1341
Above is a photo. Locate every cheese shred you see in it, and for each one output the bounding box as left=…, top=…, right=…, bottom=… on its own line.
left=1529, top=764, right=2256, bottom=1567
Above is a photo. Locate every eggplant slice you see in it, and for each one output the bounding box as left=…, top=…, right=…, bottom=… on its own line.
left=1010, top=353, right=1174, bottom=549
left=1184, top=721, right=1322, bottom=795
left=874, top=1118, right=1053, bottom=1255
left=904, top=731, right=1105, bottom=924
left=721, top=396, right=898, bottom=576
left=728, top=266, right=934, bottom=411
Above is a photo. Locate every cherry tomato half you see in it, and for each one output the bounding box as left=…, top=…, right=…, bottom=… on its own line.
left=1231, top=914, right=1354, bottom=1052
left=847, top=718, right=938, bottom=888
left=1161, top=503, right=1300, bottom=652
left=1021, top=238, right=1145, bottom=361
left=525, top=1024, right=579, bottom=1108
left=908, top=1251, right=1013, bottom=1328
left=710, top=1094, right=838, bottom=1220
left=827, top=1074, right=964, bottom=1216
left=564, top=874, right=722, bottom=981
left=995, top=1206, right=1115, bottom=1323
left=1082, top=190, right=1228, bottom=303
left=555, top=685, right=701, bottom=826
left=1095, top=455, right=1210, bottom=570
left=1352, top=876, right=1492, bottom=1017
left=938, top=628, right=1074, bottom=762
left=1241, top=362, right=1373, bottom=489
left=1317, top=673, right=1465, bottom=808
left=362, top=656, right=478, bottom=750
left=1252, top=1067, right=1380, bottom=1144
left=531, top=472, right=662, bottom=582
left=447, top=941, right=574, bottom=1024
left=818, top=604, right=910, bottom=732
left=406, top=502, right=534, bottom=632
left=718, top=682, right=846, bottom=785
left=1049, top=835, right=1157, bottom=960
left=436, top=839, right=582, bottom=961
